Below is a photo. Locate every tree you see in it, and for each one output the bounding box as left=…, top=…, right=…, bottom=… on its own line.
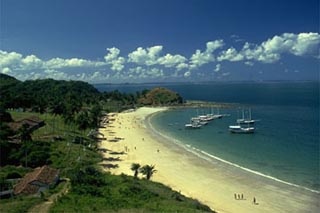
left=140, top=165, right=157, bottom=180
left=0, top=107, right=13, bottom=122
left=130, top=163, right=141, bottom=178
left=18, top=123, right=32, bottom=142
left=75, top=110, right=90, bottom=131
left=49, top=101, right=65, bottom=116
left=89, top=104, right=102, bottom=128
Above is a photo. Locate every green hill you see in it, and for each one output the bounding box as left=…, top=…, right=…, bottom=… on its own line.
left=138, top=87, right=183, bottom=105
left=0, top=74, right=100, bottom=110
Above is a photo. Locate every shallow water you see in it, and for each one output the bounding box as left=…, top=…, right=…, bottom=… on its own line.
left=96, top=81, right=320, bottom=191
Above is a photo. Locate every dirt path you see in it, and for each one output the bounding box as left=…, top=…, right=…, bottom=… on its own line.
left=28, top=179, right=70, bottom=213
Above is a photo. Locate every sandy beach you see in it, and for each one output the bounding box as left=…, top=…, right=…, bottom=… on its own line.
left=99, top=107, right=319, bottom=213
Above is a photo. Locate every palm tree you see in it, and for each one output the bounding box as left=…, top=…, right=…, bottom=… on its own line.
left=130, top=163, right=141, bottom=178
left=140, top=164, right=157, bottom=180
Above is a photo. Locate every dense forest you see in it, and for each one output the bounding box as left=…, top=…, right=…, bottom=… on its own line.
left=0, top=74, right=212, bottom=212
left=0, top=73, right=183, bottom=112
left=0, top=73, right=184, bottom=168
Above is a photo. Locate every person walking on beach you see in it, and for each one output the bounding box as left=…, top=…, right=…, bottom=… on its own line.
left=234, top=194, right=237, bottom=199
left=253, top=197, right=256, bottom=204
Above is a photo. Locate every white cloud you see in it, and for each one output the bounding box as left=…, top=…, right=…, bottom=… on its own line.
left=149, top=67, right=164, bottom=78
left=214, top=33, right=320, bottom=64
left=0, top=50, right=105, bottom=71
left=214, top=64, right=221, bottom=72
left=21, top=55, right=43, bottom=69
left=241, top=32, right=320, bottom=63
left=1, top=33, right=318, bottom=82
left=46, top=57, right=105, bottom=69
left=128, top=66, right=164, bottom=79
left=176, top=62, right=189, bottom=70
left=0, top=51, right=23, bottom=68
left=262, top=33, right=320, bottom=56
left=128, top=45, right=163, bottom=66
left=104, top=47, right=126, bottom=71
left=244, top=61, right=254, bottom=66
left=1, top=67, right=12, bottom=74
left=217, top=47, right=244, bottom=62
left=184, top=71, right=191, bottom=77
left=104, top=47, right=120, bottom=61
left=190, top=40, right=224, bottom=69
left=157, top=53, right=187, bottom=68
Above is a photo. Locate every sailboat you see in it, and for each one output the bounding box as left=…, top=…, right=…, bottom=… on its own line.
left=237, top=108, right=255, bottom=124
left=229, top=108, right=255, bottom=133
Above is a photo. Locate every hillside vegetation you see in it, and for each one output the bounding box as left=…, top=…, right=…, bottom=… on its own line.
left=0, top=74, right=213, bottom=212
left=138, top=87, right=183, bottom=105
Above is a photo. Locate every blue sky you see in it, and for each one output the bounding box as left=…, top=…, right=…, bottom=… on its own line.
left=0, top=0, right=319, bottom=83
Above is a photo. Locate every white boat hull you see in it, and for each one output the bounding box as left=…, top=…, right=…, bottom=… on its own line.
left=229, top=125, right=255, bottom=134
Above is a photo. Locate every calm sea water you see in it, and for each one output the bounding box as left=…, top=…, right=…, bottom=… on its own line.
left=95, top=82, right=320, bottom=191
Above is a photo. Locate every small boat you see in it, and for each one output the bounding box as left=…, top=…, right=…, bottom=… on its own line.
left=194, top=116, right=210, bottom=124
left=229, top=125, right=255, bottom=134
left=185, top=122, right=202, bottom=129
left=185, top=117, right=202, bottom=129
left=237, top=108, right=256, bottom=124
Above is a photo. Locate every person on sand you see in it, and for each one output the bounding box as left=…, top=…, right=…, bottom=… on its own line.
left=234, top=194, right=237, bottom=200
left=253, top=197, right=256, bottom=204
left=241, top=194, right=244, bottom=200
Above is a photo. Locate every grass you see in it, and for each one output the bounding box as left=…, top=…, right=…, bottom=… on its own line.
left=50, top=173, right=212, bottom=213
left=0, top=196, right=42, bottom=213
left=9, top=111, right=85, bottom=140
left=2, top=111, right=214, bottom=212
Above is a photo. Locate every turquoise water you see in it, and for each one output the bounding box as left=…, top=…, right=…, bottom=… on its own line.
left=96, top=82, right=320, bottom=192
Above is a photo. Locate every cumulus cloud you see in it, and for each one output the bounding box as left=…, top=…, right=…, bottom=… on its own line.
left=176, top=62, right=189, bottom=71
left=214, top=64, right=221, bottom=72
left=128, top=66, right=164, bottom=79
left=157, top=53, right=187, bottom=68
left=46, top=57, right=105, bottom=69
left=0, top=50, right=109, bottom=82
left=0, top=50, right=106, bottom=74
left=217, top=47, right=244, bottom=62
left=244, top=61, right=254, bottom=66
left=0, top=51, right=23, bottom=67
left=104, top=47, right=126, bottom=71
left=128, top=45, right=189, bottom=71
left=2, top=67, right=12, bottom=74
left=241, top=32, right=320, bottom=63
left=128, top=46, right=163, bottom=66
left=190, top=40, right=224, bottom=69
left=184, top=71, right=191, bottom=77
left=1, top=32, right=318, bottom=82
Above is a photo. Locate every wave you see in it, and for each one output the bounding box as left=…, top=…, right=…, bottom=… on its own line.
left=146, top=111, right=320, bottom=195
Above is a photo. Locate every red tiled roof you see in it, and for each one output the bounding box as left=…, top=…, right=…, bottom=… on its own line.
left=13, top=165, right=59, bottom=195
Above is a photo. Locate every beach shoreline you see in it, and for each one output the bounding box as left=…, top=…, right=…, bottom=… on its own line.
left=99, top=107, right=319, bottom=213
left=146, top=111, right=320, bottom=195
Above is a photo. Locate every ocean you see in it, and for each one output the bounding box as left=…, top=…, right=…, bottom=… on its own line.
left=95, top=81, right=320, bottom=192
